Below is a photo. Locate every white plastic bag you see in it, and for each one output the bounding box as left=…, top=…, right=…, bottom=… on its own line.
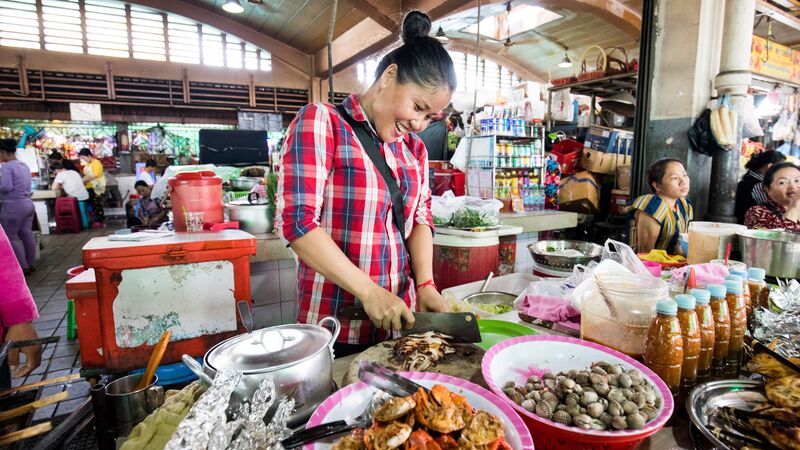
left=739, top=96, right=764, bottom=139
left=451, top=197, right=503, bottom=228
left=551, top=88, right=573, bottom=122
left=450, top=138, right=468, bottom=173
left=601, top=239, right=650, bottom=275
left=431, top=191, right=464, bottom=226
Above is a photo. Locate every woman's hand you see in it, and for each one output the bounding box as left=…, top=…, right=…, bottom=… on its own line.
left=5, top=322, right=42, bottom=378
left=417, top=286, right=451, bottom=313
left=361, top=285, right=416, bottom=332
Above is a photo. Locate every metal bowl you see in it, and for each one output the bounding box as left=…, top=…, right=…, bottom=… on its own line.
left=230, top=176, right=262, bottom=191
left=686, top=379, right=766, bottom=450
left=528, top=240, right=603, bottom=270
left=738, top=229, right=800, bottom=278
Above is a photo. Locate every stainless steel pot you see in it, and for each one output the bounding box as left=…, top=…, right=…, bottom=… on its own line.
left=737, top=229, right=800, bottom=278
left=196, top=317, right=340, bottom=427
left=230, top=176, right=262, bottom=191
left=226, top=192, right=274, bottom=234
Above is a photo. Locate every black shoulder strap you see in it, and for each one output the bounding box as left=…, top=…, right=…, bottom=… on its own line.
left=335, top=104, right=408, bottom=250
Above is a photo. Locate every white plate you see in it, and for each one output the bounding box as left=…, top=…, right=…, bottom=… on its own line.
left=304, top=371, right=534, bottom=450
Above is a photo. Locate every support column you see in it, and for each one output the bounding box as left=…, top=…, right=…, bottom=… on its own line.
left=706, top=0, right=756, bottom=223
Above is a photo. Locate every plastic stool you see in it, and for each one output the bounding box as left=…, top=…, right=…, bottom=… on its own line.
left=55, top=197, right=81, bottom=234
left=66, top=265, right=85, bottom=339
left=78, top=200, right=90, bottom=229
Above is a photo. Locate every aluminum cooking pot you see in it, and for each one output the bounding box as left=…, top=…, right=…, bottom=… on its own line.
left=226, top=192, right=274, bottom=234
left=193, top=316, right=340, bottom=427
left=738, top=229, right=800, bottom=278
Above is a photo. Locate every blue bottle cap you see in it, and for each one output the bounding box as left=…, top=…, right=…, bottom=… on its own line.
left=656, top=300, right=678, bottom=315
left=707, top=284, right=727, bottom=298
left=690, top=288, right=711, bottom=305
left=675, top=294, right=696, bottom=310
left=731, top=270, right=748, bottom=279
left=725, top=274, right=743, bottom=283
left=747, top=267, right=766, bottom=281
left=725, top=279, right=743, bottom=295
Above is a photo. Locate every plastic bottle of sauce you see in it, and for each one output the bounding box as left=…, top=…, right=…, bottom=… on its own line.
left=747, top=267, right=769, bottom=310
left=643, top=300, right=683, bottom=395
left=690, top=288, right=715, bottom=383
left=724, top=279, right=747, bottom=377
left=675, top=294, right=700, bottom=391
left=707, top=284, right=730, bottom=378
left=730, top=270, right=753, bottom=317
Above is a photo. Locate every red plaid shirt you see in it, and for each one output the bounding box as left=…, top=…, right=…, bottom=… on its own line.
left=275, top=94, right=434, bottom=344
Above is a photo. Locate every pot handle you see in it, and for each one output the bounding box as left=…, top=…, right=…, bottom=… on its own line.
left=247, top=191, right=260, bottom=204
left=182, top=354, right=214, bottom=386
left=317, top=317, right=341, bottom=349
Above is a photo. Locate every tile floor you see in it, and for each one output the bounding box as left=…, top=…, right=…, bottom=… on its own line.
left=10, top=220, right=123, bottom=422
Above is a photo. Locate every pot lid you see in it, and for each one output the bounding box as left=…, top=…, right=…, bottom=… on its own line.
left=206, top=324, right=331, bottom=372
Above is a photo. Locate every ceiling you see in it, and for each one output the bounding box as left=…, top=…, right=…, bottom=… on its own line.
left=172, top=0, right=645, bottom=82
left=755, top=1, right=800, bottom=49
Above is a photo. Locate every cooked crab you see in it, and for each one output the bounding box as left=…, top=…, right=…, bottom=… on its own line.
left=403, top=429, right=442, bottom=450
left=766, top=376, right=800, bottom=411
left=364, top=421, right=413, bottom=450
left=458, top=411, right=505, bottom=448
left=374, top=396, right=417, bottom=422
left=414, top=385, right=474, bottom=434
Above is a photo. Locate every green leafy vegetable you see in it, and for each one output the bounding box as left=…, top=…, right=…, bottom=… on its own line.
left=474, top=303, right=514, bottom=315
left=451, top=208, right=500, bottom=229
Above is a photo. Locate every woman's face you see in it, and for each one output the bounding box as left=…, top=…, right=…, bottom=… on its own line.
left=766, top=166, right=800, bottom=206
left=369, top=65, right=452, bottom=144
left=79, top=155, right=91, bottom=163
left=136, top=185, right=151, bottom=198
left=653, top=161, right=690, bottom=199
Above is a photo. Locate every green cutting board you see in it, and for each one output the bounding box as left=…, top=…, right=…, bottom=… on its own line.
left=476, top=320, right=538, bottom=350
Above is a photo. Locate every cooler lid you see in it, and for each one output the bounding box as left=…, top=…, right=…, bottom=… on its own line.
left=168, top=170, right=222, bottom=186
left=81, top=229, right=256, bottom=265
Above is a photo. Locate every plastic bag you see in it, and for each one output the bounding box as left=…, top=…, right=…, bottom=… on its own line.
left=450, top=197, right=503, bottom=228
left=551, top=89, right=574, bottom=122
left=601, top=239, right=650, bottom=275
left=708, top=96, right=738, bottom=150
left=739, top=96, right=764, bottom=139
left=688, top=109, right=726, bottom=156
left=772, top=111, right=793, bottom=142
left=431, top=191, right=464, bottom=226
left=450, top=138, right=468, bottom=172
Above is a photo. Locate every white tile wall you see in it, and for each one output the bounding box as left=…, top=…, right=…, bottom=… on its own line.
left=251, top=259, right=299, bottom=327
left=514, top=231, right=539, bottom=274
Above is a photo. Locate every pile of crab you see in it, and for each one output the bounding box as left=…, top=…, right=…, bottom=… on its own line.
left=332, top=384, right=512, bottom=450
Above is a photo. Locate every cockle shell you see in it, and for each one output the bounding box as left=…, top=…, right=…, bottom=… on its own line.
left=552, top=410, right=572, bottom=425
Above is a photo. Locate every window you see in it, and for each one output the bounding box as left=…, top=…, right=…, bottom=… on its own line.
left=356, top=59, right=379, bottom=85
left=0, top=0, right=272, bottom=71
left=447, top=50, right=522, bottom=96
left=464, top=5, right=561, bottom=41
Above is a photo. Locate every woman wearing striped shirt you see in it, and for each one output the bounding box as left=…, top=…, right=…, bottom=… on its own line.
left=275, top=11, right=455, bottom=354
left=626, top=158, right=693, bottom=254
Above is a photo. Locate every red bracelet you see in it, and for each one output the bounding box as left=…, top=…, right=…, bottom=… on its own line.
left=416, top=279, right=437, bottom=291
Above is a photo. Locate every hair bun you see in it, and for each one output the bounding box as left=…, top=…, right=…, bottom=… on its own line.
left=401, top=10, right=432, bottom=43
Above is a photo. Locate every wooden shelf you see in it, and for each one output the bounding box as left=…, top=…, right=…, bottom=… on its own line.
left=548, top=72, right=638, bottom=97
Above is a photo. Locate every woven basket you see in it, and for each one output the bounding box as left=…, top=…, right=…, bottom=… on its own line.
left=578, top=45, right=608, bottom=81
left=605, top=46, right=631, bottom=75
left=551, top=76, right=577, bottom=87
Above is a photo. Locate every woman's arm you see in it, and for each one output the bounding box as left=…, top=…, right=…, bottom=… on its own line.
left=785, top=197, right=800, bottom=223
left=636, top=210, right=662, bottom=253
left=0, top=166, right=14, bottom=194
left=407, top=224, right=450, bottom=312
left=290, top=228, right=415, bottom=331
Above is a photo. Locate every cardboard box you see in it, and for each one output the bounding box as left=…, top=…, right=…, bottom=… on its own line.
left=559, top=170, right=600, bottom=214
left=581, top=148, right=632, bottom=174
left=584, top=126, right=634, bottom=154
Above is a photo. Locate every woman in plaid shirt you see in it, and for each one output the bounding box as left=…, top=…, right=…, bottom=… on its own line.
left=275, top=11, right=456, bottom=353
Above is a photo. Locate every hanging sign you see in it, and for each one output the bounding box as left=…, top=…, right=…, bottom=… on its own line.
left=69, top=103, right=103, bottom=122
left=750, top=35, right=800, bottom=84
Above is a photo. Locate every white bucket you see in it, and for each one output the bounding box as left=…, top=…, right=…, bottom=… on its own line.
left=686, top=221, right=746, bottom=264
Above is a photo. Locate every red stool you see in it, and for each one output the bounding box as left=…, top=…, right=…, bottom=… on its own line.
left=55, top=197, right=81, bottom=234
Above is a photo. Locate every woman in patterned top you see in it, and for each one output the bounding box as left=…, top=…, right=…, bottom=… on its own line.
left=626, top=158, right=693, bottom=254
left=734, top=150, right=785, bottom=224
left=275, top=11, right=455, bottom=354
left=744, top=162, right=800, bottom=231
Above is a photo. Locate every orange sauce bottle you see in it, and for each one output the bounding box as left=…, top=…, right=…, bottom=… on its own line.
left=707, top=284, right=730, bottom=378
left=690, top=288, right=715, bottom=383
left=730, top=271, right=751, bottom=318
left=724, top=280, right=747, bottom=377
left=747, top=267, right=769, bottom=310
left=675, top=294, right=700, bottom=391
left=643, top=300, right=683, bottom=394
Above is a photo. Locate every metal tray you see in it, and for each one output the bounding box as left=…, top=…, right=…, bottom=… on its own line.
left=528, top=240, right=603, bottom=270
left=686, top=379, right=766, bottom=450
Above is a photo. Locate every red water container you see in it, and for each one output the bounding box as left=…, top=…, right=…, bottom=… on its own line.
left=432, top=234, right=499, bottom=290
left=168, top=171, right=223, bottom=231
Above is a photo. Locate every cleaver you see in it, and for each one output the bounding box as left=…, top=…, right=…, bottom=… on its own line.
left=339, top=306, right=481, bottom=343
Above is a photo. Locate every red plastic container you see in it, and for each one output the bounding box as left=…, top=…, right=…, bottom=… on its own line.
left=432, top=234, right=499, bottom=290
left=67, top=230, right=255, bottom=376
left=551, top=139, right=584, bottom=175
left=168, top=171, right=223, bottom=231
left=450, top=171, right=466, bottom=196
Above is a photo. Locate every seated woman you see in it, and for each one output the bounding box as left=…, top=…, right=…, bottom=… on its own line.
left=625, top=158, right=693, bottom=254
left=734, top=150, right=785, bottom=224
left=744, top=162, right=800, bottom=231
left=128, top=180, right=167, bottom=229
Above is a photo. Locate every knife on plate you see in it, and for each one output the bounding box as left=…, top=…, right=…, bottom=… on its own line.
left=339, top=307, right=481, bottom=343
